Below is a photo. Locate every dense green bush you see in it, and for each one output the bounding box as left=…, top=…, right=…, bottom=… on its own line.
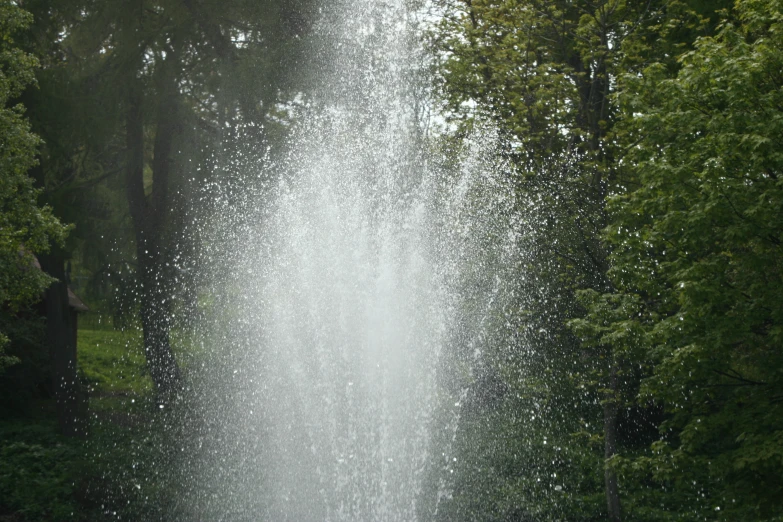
left=0, top=421, right=85, bottom=521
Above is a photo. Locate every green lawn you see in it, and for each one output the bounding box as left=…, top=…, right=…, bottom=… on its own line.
left=78, top=329, right=152, bottom=397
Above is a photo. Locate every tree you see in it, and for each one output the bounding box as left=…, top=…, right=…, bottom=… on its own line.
left=20, top=0, right=314, bottom=402
left=431, top=0, right=731, bottom=519
left=0, top=2, right=69, bottom=371
left=602, top=1, right=783, bottom=518
left=432, top=2, right=656, bottom=518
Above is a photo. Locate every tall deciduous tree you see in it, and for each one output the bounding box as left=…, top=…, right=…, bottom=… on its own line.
left=432, top=0, right=730, bottom=519
left=600, top=0, right=783, bottom=518
left=433, top=2, right=655, bottom=518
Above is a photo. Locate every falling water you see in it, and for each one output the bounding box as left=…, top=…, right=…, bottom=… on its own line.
left=179, top=1, right=528, bottom=520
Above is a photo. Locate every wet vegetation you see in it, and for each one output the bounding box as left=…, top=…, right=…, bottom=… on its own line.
left=2, top=0, right=783, bottom=520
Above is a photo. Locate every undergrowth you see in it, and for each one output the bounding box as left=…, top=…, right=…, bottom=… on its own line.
left=0, top=329, right=175, bottom=521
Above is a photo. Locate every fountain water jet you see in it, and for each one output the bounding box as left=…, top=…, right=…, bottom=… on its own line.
left=180, top=1, right=529, bottom=520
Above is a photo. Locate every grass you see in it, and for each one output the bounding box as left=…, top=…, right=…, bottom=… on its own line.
left=78, top=329, right=152, bottom=398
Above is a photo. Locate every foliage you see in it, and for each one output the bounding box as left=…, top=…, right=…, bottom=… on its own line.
left=430, top=1, right=649, bottom=518
left=0, top=309, right=48, bottom=416
left=430, top=0, right=750, bottom=520
left=598, top=0, right=783, bottom=518
left=0, top=420, right=86, bottom=521
left=435, top=384, right=607, bottom=521
left=0, top=1, right=69, bottom=366
left=435, top=0, right=622, bottom=158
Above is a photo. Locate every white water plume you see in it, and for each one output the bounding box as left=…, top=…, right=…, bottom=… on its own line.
left=180, top=1, right=531, bottom=520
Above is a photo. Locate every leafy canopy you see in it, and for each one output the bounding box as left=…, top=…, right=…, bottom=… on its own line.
left=603, top=0, right=783, bottom=517
left=0, top=2, right=70, bottom=362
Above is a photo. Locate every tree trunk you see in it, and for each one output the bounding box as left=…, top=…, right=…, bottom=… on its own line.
left=40, top=254, right=84, bottom=437
left=138, top=248, right=180, bottom=401
left=125, top=70, right=181, bottom=402
left=604, top=356, right=622, bottom=522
